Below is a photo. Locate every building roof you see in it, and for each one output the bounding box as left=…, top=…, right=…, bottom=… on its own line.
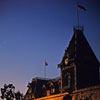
left=58, top=27, right=100, bottom=89
left=25, top=77, right=61, bottom=99
left=58, top=27, right=99, bottom=68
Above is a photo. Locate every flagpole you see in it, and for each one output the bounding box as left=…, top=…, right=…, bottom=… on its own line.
left=44, top=64, right=46, bottom=78
left=75, top=0, right=80, bottom=29
left=77, top=2, right=80, bottom=29
left=44, top=60, right=46, bottom=78
left=44, top=60, right=48, bottom=78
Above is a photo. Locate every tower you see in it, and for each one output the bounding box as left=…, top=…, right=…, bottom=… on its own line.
left=58, top=27, right=100, bottom=92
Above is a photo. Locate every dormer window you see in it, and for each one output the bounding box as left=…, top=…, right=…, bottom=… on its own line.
left=42, top=85, right=47, bottom=96
left=50, top=83, right=55, bottom=94
left=28, top=88, right=32, bottom=93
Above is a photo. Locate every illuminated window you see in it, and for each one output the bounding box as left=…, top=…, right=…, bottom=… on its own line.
left=42, top=85, right=47, bottom=96
left=50, top=83, right=55, bottom=94
left=51, top=87, right=55, bottom=93
left=47, top=90, right=50, bottom=96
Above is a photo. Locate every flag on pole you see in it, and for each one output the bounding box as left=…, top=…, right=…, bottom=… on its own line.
left=78, top=5, right=86, bottom=11
left=45, top=61, right=48, bottom=66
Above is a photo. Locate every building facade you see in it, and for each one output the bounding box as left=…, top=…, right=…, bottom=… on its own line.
left=25, top=27, right=100, bottom=100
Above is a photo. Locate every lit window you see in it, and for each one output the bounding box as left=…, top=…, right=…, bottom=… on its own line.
left=50, top=83, right=55, bottom=94
left=47, top=90, right=50, bottom=96
left=51, top=88, right=55, bottom=93
left=42, top=85, right=47, bottom=96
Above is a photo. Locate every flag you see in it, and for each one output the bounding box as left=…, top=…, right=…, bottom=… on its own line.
left=45, top=61, right=48, bottom=66
left=78, top=5, right=86, bottom=11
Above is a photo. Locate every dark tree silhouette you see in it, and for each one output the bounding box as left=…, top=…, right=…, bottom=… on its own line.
left=1, top=84, right=25, bottom=100
left=1, top=84, right=15, bottom=100
left=15, top=91, right=24, bottom=100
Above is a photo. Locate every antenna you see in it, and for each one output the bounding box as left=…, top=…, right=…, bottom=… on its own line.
left=44, top=60, right=48, bottom=78
left=75, top=0, right=80, bottom=28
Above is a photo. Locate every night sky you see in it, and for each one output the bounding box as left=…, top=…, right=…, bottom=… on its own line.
left=0, top=0, right=100, bottom=95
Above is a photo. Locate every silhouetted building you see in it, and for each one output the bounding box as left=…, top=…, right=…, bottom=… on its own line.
left=25, top=27, right=100, bottom=100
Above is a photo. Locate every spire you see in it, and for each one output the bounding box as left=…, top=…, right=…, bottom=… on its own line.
left=58, top=27, right=99, bottom=89
left=58, top=27, right=99, bottom=68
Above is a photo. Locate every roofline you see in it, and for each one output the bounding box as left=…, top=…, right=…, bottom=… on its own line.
left=32, top=77, right=51, bottom=81
left=73, top=85, right=100, bottom=93
left=32, top=77, right=60, bottom=81
left=35, top=92, right=69, bottom=100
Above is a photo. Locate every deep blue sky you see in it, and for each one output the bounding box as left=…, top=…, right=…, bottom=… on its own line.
left=0, top=0, right=100, bottom=95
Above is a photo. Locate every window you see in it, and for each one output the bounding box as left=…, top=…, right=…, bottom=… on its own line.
left=50, top=83, right=55, bottom=94
left=51, top=87, right=55, bottom=93
left=42, top=85, right=47, bottom=96
left=47, top=90, right=50, bottom=96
